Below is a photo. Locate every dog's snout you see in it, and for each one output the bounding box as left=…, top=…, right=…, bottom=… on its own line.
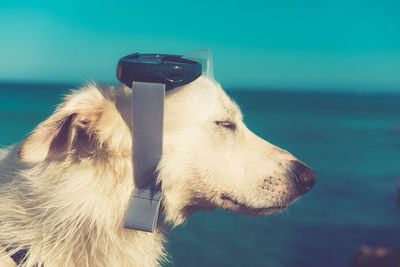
left=291, top=160, right=316, bottom=194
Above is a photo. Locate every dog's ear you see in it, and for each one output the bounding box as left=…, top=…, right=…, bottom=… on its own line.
left=18, top=87, right=105, bottom=163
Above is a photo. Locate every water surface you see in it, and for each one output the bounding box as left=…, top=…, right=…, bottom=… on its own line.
left=1, top=83, right=399, bottom=267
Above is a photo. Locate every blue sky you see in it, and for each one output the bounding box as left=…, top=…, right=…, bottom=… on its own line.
left=0, top=0, right=399, bottom=91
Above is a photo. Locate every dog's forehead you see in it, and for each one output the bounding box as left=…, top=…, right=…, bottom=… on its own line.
left=163, top=77, right=221, bottom=127
left=216, top=86, right=242, bottom=119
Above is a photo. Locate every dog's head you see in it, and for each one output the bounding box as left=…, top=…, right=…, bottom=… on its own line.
left=18, top=77, right=316, bottom=227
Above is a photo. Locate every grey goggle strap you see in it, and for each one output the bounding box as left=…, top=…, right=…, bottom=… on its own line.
left=98, top=82, right=164, bottom=232
left=123, top=81, right=165, bottom=232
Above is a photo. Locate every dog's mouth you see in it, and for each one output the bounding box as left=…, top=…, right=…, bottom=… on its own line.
left=219, top=194, right=288, bottom=216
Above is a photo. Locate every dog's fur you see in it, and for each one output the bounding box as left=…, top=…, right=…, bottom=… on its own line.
left=0, top=77, right=315, bottom=266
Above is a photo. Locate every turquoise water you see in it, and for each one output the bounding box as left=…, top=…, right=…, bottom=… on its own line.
left=1, top=83, right=400, bottom=267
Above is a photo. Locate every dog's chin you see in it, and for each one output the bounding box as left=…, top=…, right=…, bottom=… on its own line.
left=218, top=194, right=289, bottom=216
left=180, top=194, right=292, bottom=221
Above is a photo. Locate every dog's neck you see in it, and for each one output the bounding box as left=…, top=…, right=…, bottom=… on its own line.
left=0, top=146, right=170, bottom=266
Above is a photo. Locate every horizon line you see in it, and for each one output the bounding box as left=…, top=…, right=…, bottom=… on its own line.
left=1, top=80, right=399, bottom=96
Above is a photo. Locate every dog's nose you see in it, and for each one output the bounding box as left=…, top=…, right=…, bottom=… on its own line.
left=291, top=160, right=317, bottom=194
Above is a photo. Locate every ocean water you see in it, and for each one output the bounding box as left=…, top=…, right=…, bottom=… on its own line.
left=0, top=83, right=399, bottom=267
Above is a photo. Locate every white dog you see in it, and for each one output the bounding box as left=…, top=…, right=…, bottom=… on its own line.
left=0, top=77, right=316, bottom=266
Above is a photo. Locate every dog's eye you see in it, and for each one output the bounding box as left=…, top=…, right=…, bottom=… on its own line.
left=215, top=120, right=236, bottom=131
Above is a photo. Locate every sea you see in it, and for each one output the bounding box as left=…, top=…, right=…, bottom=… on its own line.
left=0, top=83, right=399, bottom=267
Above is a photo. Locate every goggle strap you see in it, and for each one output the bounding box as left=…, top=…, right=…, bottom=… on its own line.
left=123, top=81, right=165, bottom=232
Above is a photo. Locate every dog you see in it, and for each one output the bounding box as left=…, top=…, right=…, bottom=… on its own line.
left=0, top=76, right=316, bottom=266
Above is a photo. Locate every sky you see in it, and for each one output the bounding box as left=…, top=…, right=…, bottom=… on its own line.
left=0, top=0, right=399, bottom=91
